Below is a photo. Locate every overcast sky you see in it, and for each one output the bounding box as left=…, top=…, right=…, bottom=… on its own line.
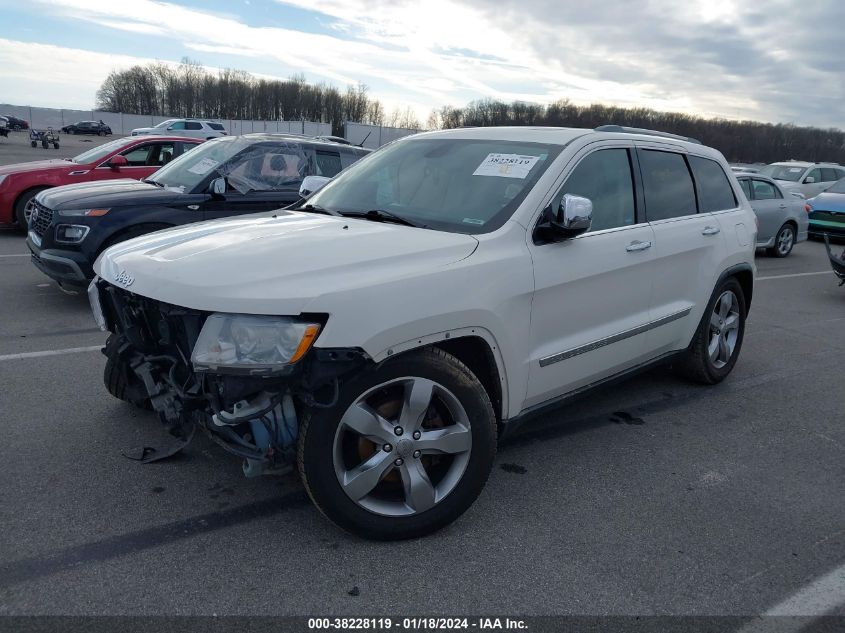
left=0, top=0, right=842, bottom=128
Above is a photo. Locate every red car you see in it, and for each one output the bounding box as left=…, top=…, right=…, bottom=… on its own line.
left=0, top=135, right=202, bottom=232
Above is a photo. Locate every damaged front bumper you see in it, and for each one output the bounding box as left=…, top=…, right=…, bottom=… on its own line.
left=92, top=278, right=367, bottom=476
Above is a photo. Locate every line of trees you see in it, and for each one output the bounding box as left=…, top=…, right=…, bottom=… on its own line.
left=433, top=99, right=845, bottom=163
left=97, top=60, right=845, bottom=163
left=96, top=59, right=420, bottom=136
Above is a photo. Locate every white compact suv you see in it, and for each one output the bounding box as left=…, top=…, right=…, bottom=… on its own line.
left=759, top=161, right=845, bottom=198
left=89, top=125, right=756, bottom=539
left=130, top=118, right=228, bottom=140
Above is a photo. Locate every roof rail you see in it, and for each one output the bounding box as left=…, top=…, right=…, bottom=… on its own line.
left=595, top=124, right=702, bottom=145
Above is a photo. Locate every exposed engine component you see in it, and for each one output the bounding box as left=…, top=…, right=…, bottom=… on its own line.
left=212, top=391, right=298, bottom=477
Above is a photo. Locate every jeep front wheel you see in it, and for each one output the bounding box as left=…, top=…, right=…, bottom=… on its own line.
left=298, top=348, right=496, bottom=540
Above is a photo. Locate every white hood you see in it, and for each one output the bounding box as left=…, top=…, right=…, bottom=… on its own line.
left=94, top=211, right=479, bottom=315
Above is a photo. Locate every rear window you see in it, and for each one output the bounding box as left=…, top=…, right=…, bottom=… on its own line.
left=207, top=122, right=225, bottom=131
left=689, top=156, right=736, bottom=212
left=639, top=150, right=697, bottom=221
left=185, top=122, right=203, bottom=131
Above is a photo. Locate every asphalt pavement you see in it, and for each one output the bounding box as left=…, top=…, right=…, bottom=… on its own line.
left=0, top=227, right=843, bottom=617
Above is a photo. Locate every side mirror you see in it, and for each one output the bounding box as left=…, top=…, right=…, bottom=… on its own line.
left=209, top=177, right=226, bottom=197
left=108, top=155, right=128, bottom=170
left=299, top=175, right=331, bottom=198
left=804, top=176, right=816, bottom=184
left=534, top=194, right=593, bottom=243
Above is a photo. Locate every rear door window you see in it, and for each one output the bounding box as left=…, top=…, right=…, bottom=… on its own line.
left=688, top=156, right=737, bottom=212
left=821, top=168, right=840, bottom=182
left=739, top=178, right=753, bottom=200
left=751, top=179, right=781, bottom=200
left=638, top=150, right=697, bottom=221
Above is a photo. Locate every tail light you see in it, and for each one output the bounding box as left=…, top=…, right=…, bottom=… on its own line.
left=804, top=204, right=811, bottom=213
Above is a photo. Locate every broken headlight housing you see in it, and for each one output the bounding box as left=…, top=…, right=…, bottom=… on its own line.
left=191, top=313, right=320, bottom=375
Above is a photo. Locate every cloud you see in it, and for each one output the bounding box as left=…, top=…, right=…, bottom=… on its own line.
left=7, top=0, right=845, bottom=128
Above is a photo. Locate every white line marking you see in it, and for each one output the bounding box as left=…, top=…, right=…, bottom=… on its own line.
left=0, top=253, right=30, bottom=258
left=738, top=562, right=845, bottom=633
left=763, top=562, right=845, bottom=616
left=757, top=270, right=831, bottom=281
left=0, top=345, right=102, bottom=362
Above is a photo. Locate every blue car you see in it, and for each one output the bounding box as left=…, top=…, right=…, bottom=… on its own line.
left=807, top=178, right=845, bottom=239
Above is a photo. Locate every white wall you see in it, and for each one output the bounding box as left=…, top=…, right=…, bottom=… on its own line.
left=344, top=122, right=420, bottom=148
left=0, top=104, right=332, bottom=137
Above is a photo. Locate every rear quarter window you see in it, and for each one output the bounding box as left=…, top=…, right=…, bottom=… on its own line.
left=689, top=156, right=737, bottom=212
left=207, top=123, right=225, bottom=131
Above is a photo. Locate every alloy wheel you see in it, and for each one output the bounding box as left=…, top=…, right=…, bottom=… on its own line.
left=332, top=376, right=472, bottom=517
left=708, top=290, right=740, bottom=369
left=777, top=226, right=794, bottom=256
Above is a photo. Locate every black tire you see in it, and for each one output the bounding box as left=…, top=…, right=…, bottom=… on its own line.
left=99, top=130, right=105, bottom=136
left=14, top=187, right=49, bottom=233
left=675, top=278, right=746, bottom=385
left=30, top=141, right=36, bottom=147
left=298, top=347, right=497, bottom=540
left=767, top=223, right=796, bottom=258
left=104, top=334, right=151, bottom=408
left=53, top=142, right=60, bottom=150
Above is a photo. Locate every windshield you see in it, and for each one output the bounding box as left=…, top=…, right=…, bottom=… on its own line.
left=825, top=177, right=845, bottom=194
left=759, top=164, right=806, bottom=182
left=306, top=137, right=562, bottom=233
left=72, top=139, right=130, bottom=164
left=149, top=136, right=310, bottom=194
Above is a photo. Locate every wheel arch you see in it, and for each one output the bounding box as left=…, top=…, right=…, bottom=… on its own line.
left=718, top=263, right=754, bottom=312
left=370, top=328, right=509, bottom=423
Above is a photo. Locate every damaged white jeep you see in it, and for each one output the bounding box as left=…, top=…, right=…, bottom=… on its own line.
left=90, top=125, right=755, bottom=539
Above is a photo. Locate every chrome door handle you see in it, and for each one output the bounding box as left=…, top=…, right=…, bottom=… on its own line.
left=626, top=240, right=652, bottom=252
left=701, top=226, right=721, bottom=236
left=778, top=204, right=787, bottom=209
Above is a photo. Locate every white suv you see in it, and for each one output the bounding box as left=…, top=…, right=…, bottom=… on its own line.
left=759, top=161, right=845, bottom=198
left=130, top=118, right=228, bottom=140
left=90, top=125, right=756, bottom=539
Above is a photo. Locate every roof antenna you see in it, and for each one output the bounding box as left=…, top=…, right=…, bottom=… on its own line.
left=357, top=131, right=372, bottom=148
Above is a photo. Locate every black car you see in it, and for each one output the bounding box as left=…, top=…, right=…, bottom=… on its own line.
left=3, top=115, right=29, bottom=130
left=61, top=120, right=112, bottom=136
left=26, top=134, right=369, bottom=287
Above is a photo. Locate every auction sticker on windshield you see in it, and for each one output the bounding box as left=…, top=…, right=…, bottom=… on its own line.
left=473, top=153, right=540, bottom=179
left=188, top=157, right=220, bottom=175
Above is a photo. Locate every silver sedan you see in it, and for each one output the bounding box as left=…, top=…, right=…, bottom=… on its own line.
left=736, top=173, right=808, bottom=258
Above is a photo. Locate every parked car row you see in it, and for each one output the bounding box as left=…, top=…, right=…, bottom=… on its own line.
left=23, top=134, right=368, bottom=286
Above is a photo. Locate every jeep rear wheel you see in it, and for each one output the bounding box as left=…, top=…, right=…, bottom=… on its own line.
left=298, top=347, right=496, bottom=540
left=675, top=278, right=746, bottom=384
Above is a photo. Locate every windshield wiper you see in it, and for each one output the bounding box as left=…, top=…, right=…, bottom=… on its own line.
left=342, top=209, right=423, bottom=228
left=294, top=203, right=342, bottom=217
left=145, top=179, right=164, bottom=187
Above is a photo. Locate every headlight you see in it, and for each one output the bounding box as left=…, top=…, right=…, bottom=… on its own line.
left=55, top=224, right=90, bottom=243
left=58, top=208, right=109, bottom=217
left=191, top=314, right=321, bottom=374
